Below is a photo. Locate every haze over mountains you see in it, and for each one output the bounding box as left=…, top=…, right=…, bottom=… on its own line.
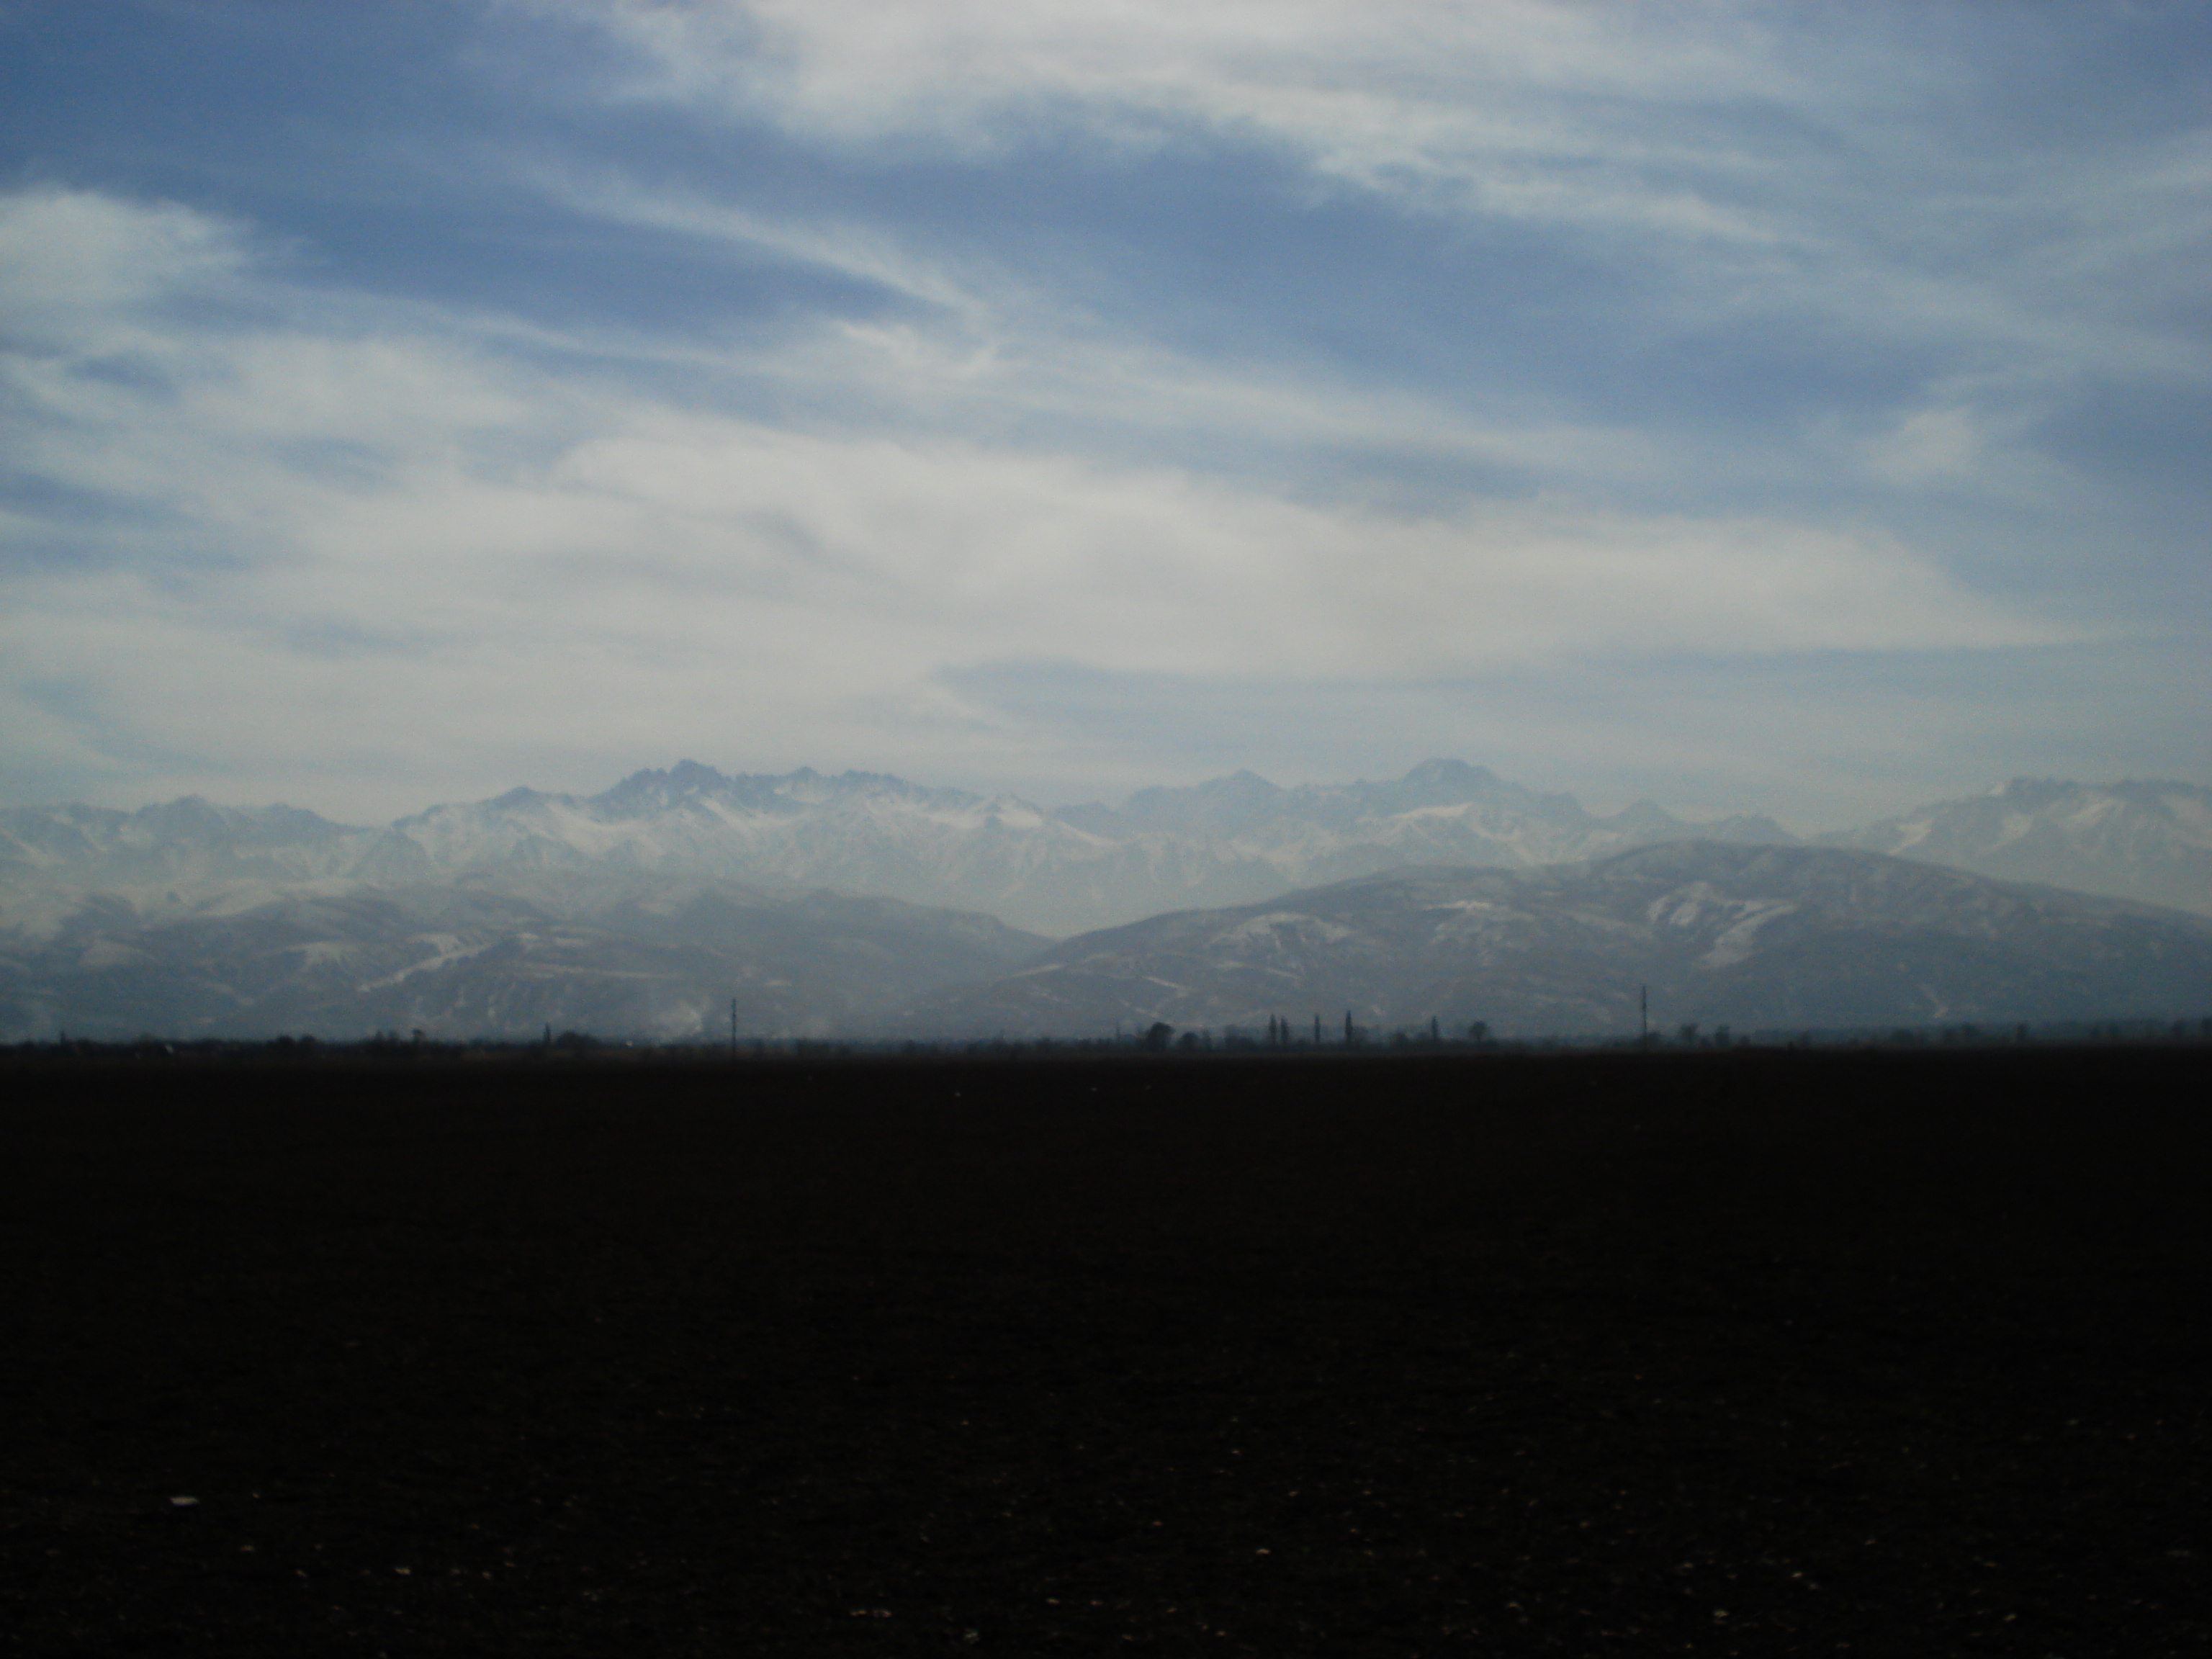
left=1819, top=779, right=2212, bottom=918
left=4, top=879, right=1042, bottom=1046
left=902, top=843, right=2212, bottom=1041
left=2, top=761, right=2207, bottom=1040
left=0, top=758, right=1801, bottom=940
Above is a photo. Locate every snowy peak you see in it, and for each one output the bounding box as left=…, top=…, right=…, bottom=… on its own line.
left=585, top=762, right=992, bottom=823
left=1362, top=758, right=1524, bottom=814
left=1401, top=757, right=1501, bottom=794
left=1607, top=800, right=1682, bottom=832
left=1819, top=780, right=2212, bottom=915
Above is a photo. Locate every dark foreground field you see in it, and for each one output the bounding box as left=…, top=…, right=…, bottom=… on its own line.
left=5, top=1048, right=2208, bottom=1656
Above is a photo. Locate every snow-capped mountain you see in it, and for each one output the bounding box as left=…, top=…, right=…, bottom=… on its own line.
left=384, top=757, right=1799, bottom=935
left=896, top=843, right=2212, bottom=1040
left=4, top=760, right=2205, bottom=1009
left=0, top=797, right=376, bottom=889
left=0, top=876, right=1046, bottom=1043
left=7, top=763, right=2208, bottom=1039
left=1817, top=780, right=2212, bottom=917
left=0, top=758, right=1791, bottom=940
left=32, top=757, right=1802, bottom=935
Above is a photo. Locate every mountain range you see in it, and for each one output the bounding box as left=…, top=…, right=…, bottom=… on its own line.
left=0, top=757, right=1801, bottom=940
left=1819, top=778, right=2212, bottom=916
left=2, top=761, right=2207, bottom=1040
left=0, top=876, right=1042, bottom=1043
left=897, top=842, right=2212, bottom=1040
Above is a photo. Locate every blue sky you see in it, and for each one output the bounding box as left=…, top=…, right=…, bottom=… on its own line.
left=1, top=0, right=2206, bottom=826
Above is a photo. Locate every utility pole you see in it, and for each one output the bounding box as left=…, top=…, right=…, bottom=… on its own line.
left=1639, top=984, right=1648, bottom=1045
left=730, top=997, right=738, bottom=1063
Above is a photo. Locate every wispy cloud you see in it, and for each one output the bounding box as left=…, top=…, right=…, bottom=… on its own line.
left=553, top=1, right=2212, bottom=436
left=1, top=2, right=2204, bottom=819
left=1, top=184, right=2075, bottom=815
left=565, top=0, right=1804, bottom=225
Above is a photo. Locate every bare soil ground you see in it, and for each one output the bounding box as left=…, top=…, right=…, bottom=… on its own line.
left=4, top=1046, right=2208, bottom=1655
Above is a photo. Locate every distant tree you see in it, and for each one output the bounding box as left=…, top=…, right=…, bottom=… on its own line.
left=1143, top=1022, right=1174, bottom=1052
left=1467, top=1020, right=1489, bottom=1043
left=1678, top=1022, right=1699, bottom=1046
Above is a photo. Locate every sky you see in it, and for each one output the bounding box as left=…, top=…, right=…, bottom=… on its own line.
left=1, top=0, right=2206, bottom=829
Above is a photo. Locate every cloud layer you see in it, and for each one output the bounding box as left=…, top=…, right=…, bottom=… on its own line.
left=1, top=2, right=2205, bottom=822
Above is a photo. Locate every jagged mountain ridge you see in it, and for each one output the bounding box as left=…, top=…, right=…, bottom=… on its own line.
left=894, top=843, right=2212, bottom=1040
left=6, top=765, right=2208, bottom=1040
left=0, top=758, right=1794, bottom=940
left=1817, top=778, right=2212, bottom=917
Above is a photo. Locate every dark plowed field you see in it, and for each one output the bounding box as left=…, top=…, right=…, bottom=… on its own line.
left=5, top=1048, right=2208, bottom=1655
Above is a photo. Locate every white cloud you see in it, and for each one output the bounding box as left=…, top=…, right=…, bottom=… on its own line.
left=0, top=184, right=2074, bottom=815
left=543, top=0, right=2212, bottom=415
left=561, top=0, right=1802, bottom=240
left=0, top=187, right=251, bottom=341
left=521, top=166, right=1688, bottom=490
left=1863, top=406, right=1985, bottom=487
